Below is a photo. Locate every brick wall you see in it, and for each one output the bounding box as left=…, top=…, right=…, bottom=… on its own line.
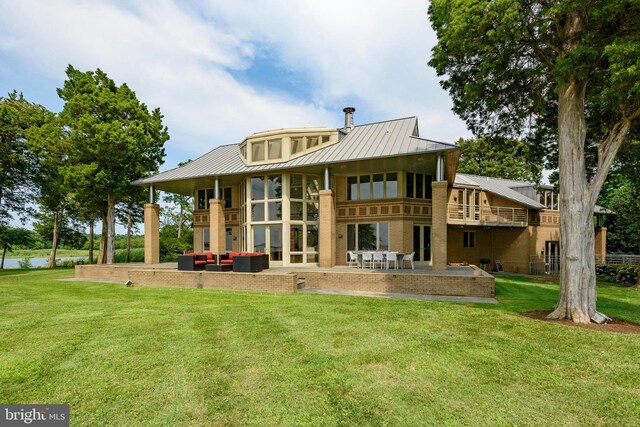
left=74, top=265, right=297, bottom=293
left=303, top=267, right=494, bottom=298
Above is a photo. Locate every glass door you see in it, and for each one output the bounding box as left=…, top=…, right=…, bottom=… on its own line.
left=252, top=225, right=283, bottom=264
left=412, top=224, right=432, bottom=264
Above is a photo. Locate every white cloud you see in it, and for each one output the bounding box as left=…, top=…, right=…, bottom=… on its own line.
left=0, top=0, right=470, bottom=170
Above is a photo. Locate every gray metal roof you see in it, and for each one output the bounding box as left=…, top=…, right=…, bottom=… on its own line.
left=134, top=117, right=458, bottom=185
left=454, top=174, right=546, bottom=209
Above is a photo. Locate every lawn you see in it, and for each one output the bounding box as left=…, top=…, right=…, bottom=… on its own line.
left=1, top=270, right=639, bottom=426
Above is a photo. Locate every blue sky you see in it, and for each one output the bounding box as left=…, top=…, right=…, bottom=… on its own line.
left=1, top=0, right=472, bottom=230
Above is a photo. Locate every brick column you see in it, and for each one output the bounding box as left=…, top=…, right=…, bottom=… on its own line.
left=319, top=189, right=336, bottom=267
left=144, top=203, right=160, bottom=264
left=594, top=227, right=607, bottom=256
left=431, top=181, right=448, bottom=270
left=209, top=199, right=226, bottom=255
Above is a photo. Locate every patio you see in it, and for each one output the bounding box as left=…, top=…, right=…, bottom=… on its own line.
left=74, top=262, right=495, bottom=298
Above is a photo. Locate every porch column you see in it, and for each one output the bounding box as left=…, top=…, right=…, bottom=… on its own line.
left=431, top=180, right=448, bottom=270
left=319, top=189, right=336, bottom=267
left=209, top=198, right=226, bottom=255
left=595, top=227, right=607, bottom=257
left=144, top=203, right=160, bottom=264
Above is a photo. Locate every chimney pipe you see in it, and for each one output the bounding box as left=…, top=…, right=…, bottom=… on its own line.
left=343, top=107, right=356, bottom=132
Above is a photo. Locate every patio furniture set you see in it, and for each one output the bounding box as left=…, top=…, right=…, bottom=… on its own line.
left=347, top=251, right=415, bottom=270
left=178, top=252, right=270, bottom=273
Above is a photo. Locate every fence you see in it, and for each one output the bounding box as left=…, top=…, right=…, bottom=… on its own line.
left=530, top=254, right=640, bottom=276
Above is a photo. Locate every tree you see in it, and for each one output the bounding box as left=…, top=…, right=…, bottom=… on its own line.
left=429, top=1, right=640, bottom=323
left=0, top=92, right=50, bottom=223
left=456, top=136, right=543, bottom=182
left=56, top=66, right=169, bottom=264
left=0, top=226, right=35, bottom=269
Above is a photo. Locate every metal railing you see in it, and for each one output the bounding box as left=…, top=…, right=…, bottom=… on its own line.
left=595, top=254, right=640, bottom=266
left=447, top=204, right=528, bottom=226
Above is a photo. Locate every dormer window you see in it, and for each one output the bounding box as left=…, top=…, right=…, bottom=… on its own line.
left=241, top=129, right=338, bottom=165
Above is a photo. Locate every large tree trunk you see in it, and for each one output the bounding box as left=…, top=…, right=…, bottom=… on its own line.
left=1, top=243, right=7, bottom=269
left=98, top=214, right=107, bottom=264
left=106, top=194, right=116, bottom=264
left=126, top=206, right=132, bottom=263
left=47, top=210, right=61, bottom=269
left=547, top=80, right=597, bottom=323
left=88, top=219, right=94, bottom=264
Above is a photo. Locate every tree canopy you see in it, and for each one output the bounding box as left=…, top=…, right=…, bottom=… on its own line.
left=456, top=136, right=542, bottom=182
left=429, top=0, right=640, bottom=323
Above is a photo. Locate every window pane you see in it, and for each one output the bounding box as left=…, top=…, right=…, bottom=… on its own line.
left=291, top=201, right=304, bottom=221
left=198, top=189, right=206, bottom=209
left=290, top=174, right=303, bottom=199
left=307, top=176, right=320, bottom=199
left=406, top=172, right=414, bottom=198
left=290, top=254, right=303, bottom=263
left=373, top=174, right=384, bottom=199
left=386, top=173, right=398, bottom=198
left=206, top=189, right=214, bottom=206
left=307, top=224, right=319, bottom=252
left=251, top=203, right=264, bottom=221
left=240, top=144, right=247, bottom=159
left=306, top=202, right=319, bottom=221
left=267, top=201, right=282, bottom=221
left=253, top=225, right=266, bottom=252
left=203, top=229, right=210, bottom=251
left=307, top=253, right=318, bottom=263
left=223, top=187, right=232, bottom=209
left=347, top=176, right=358, bottom=200
left=270, top=225, right=283, bottom=261
left=360, top=175, right=371, bottom=199
left=251, top=176, right=264, bottom=200
left=425, top=175, right=433, bottom=199
left=321, top=135, right=330, bottom=144
left=358, top=224, right=376, bottom=250
left=347, top=224, right=356, bottom=251
left=290, top=225, right=303, bottom=252
left=268, top=139, right=282, bottom=160
left=416, top=174, right=424, bottom=198
left=252, top=141, right=265, bottom=161
left=267, top=175, right=282, bottom=199
left=378, top=223, right=389, bottom=250
left=291, top=137, right=303, bottom=154
left=306, top=136, right=319, bottom=149
left=225, top=228, right=232, bottom=252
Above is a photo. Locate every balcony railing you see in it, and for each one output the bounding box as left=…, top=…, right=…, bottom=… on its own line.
left=447, top=204, right=528, bottom=227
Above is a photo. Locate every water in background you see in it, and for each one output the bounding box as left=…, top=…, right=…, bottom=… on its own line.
left=1, top=257, right=87, bottom=269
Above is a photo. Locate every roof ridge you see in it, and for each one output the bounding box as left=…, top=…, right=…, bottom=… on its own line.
left=409, top=135, right=459, bottom=148
left=352, top=116, right=417, bottom=127
left=457, top=173, right=534, bottom=186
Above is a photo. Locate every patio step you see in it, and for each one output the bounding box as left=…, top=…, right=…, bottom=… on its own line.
left=296, top=274, right=306, bottom=289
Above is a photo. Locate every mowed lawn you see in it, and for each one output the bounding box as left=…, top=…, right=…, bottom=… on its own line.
left=1, top=270, right=639, bottom=426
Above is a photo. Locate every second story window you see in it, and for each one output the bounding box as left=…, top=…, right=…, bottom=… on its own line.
left=406, top=173, right=432, bottom=199
left=346, top=173, right=398, bottom=200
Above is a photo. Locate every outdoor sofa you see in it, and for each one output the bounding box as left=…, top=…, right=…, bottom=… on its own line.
left=177, top=252, right=220, bottom=271
left=178, top=251, right=269, bottom=272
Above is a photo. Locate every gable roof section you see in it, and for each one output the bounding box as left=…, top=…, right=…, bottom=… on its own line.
left=454, top=174, right=546, bottom=209
left=134, top=117, right=458, bottom=185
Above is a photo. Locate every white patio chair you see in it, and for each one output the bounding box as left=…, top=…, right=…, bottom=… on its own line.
left=361, top=251, right=373, bottom=269
left=373, top=251, right=385, bottom=269
left=347, top=251, right=358, bottom=268
left=386, top=252, right=399, bottom=270
left=402, top=252, right=415, bottom=270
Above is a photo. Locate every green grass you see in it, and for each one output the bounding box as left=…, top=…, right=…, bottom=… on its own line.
left=4, top=249, right=90, bottom=258
left=1, top=270, right=639, bottom=426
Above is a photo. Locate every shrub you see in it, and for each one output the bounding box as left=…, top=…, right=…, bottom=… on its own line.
left=17, top=258, right=33, bottom=269
left=596, top=264, right=639, bottom=286
left=114, top=248, right=145, bottom=263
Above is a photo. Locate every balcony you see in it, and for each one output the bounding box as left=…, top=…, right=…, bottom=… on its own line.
left=447, top=204, right=528, bottom=227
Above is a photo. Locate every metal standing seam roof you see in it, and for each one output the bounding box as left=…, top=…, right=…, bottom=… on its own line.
left=133, top=117, right=459, bottom=185
left=454, top=173, right=546, bottom=209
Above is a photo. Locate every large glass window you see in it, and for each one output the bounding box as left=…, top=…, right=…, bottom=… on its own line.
left=251, top=177, right=265, bottom=200
left=197, top=188, right=216, bottom=209
left=359, top=175, right=371, bottom=199
left=306, top=136, right=319, bottom=149
left=291, top=174, right=303, bottom=199
left=251, top=203, right=264, bottom=221
left=252, top=141, right=265, bottom=161
left=268, top=201, right=282, bottom=220
left=346, top=223, right=389, bottom=251
left=225, top=228, right=232, bottom=252
left=386, top=173, right=398, bottom=198
left=406, top=172, right=414, bottom=198
left=253, top=225, right=266, bottom=252
left=270, top=225, right=283, bottom=261
left=267, top=175, right=282, bottom=199
left=203, top=229, right=210, bottom=251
